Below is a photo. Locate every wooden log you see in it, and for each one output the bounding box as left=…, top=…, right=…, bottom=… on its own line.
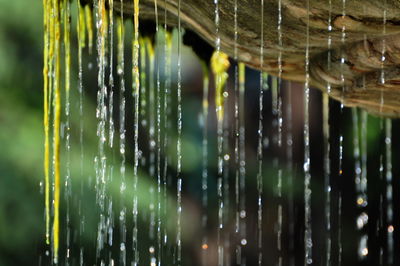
left=115, top=0, right=400, bottom=117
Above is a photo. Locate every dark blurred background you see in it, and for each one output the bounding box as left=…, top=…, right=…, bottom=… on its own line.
left=1, top=1, right=400, bottom=266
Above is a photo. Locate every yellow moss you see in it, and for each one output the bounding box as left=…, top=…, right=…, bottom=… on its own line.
left=85, top=4, right=94, bottom=53
left=78, top=3, right=86, bottom=48
left=211, top=51, right=230, bottom=122
left=52, top=0, right=61, bottom=263
left=200, top=61, right=209, bottom=110
left=132, top=0, right=140, bottom=95
left=239, top=62, right=245, bottom=87
left=64, top=0, right=71, bottom=94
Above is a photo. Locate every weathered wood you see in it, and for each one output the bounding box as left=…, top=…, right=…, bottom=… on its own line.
left=116, top=0, right=400, bottom=117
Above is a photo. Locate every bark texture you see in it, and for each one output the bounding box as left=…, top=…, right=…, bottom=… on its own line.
left=116, top=0, right=400, bottom=117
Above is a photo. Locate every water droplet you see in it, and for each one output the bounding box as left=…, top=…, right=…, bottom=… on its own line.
left=149, top=246, right=155, bottom=253
left=388, top=225, right=394, bottom=233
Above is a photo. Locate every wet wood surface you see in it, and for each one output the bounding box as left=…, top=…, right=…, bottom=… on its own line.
left=116, top=0, right=400, bottom=117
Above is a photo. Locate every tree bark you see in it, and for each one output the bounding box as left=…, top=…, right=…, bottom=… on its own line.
left=116, top=0, right=400, bottom=117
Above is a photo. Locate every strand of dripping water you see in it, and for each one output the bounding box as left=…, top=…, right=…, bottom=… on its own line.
left=257, top=1, right=264, bottom=265
left=304, top=0, right=312, bottom=265
left=200, top=58, right=210, bottom=266
left=324, top=1, right=332, bottom=264
left=378, top=13, right=388, bottom=261
left=94, top=0, right=109, bottom=260
left=42, top=0, right=50, bottom=249
left=76, top=1, right=86, bottom=262
left=153, top=1, right=163, bottom=264
left=327, top=0, right=332, bottom=94
left=338, top=0, right=346, bottom=177
left=379, top=110, right=385, bottom=263
left=146, top=37, right=157, bottom=266
left=352, top=109, right=364, bottom=261
left=162, top=1, right=172, bottom=254
left=378, top=10, right=388, bottom=260
left=132, top=1, right=140, bottom=265
left=138, top=35, right=148, bottom=266
left=233, top=0, right=241, bottom=264
left=232, top=1, right=247, bottom=265
left=108, top=0, right=115, bottom=151
left=358, top=110, right=368, bottom=260
left=63, top=0, right=72, bottom=263
left=380, top=0, right=387, bottom=113
left=44, top=0, right=62, bottom=262
left=213, top=0, right=224, bottom=265
left=379, top=125, right=384, bottom=265
left=337, top=3, right=347, bottom=264
left=222, top=71, right=231, bottom=266
left=286, top=82, right=295, bottom=266
left=213, top=0, right=224, bottom=266
left=176, top=0, right=183, bottom=263
left=106, top=0, right=115, bottom=261
left=385, top=119, right=394, bottom=265
left=238, top=62, right=247, bottom=266
left=276, top=1, right=284, bottom=264
left=323, top=94, right=331, bottom=266
left=276, top=0, right=283, bottom=147
left=116, top=2, right=127, bottom=263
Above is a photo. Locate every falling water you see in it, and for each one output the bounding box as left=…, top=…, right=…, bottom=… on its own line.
left=107, top=0, right=115, bottom=261
left=94, top=0, right=109, bottom=260
left=51, top=0, right=62, bottom=262
left=327, top=0, right=332, bottom=94
left=153, top=1, right=163, bottom=263
left=42, top=0, right=50, bottom=248
left=304, top=1, right=312, bottom=265
left=117, top=9, right=127, bottom=264
left=200, top=60, right=210, bottom=265
left=238, top=62, right=247, bottom=265
left=162, top=17, right=172, bottom=254
left=257, top=1, right=264, bottom=265
left=276, top=0, right=283, bottom=146
left=76, top=2, right=86, bottom=262
left=286, top=82, right=294, bottom=266
left=385, top=119, right=393, bottom=265
left=276, top=2, right=284, bottom=261
left=222, top=72, right=231, bottom=266
left=338, top=3, right=347, bottom=263
left=380, top=1, right=387, bottom=113
left=63, top=0, right=72, bottom=263
left=176, top=0, right=183, bottom=263
left=38, top=1, right=400, bottom=265
left=211, top=49, right=230, bottom=266
left=108, top=0, right=115, bottom=149
left=233, top=1, right=242, bottom=264
left=146, top=37, right=158, bottom=265
left=323, top=93, right=331, bottom=266
left=358, top=111, right=368, bottom=259
left=325, top=4, right=333, bottom=262
left=212, top=0, right=228, bottom=264
left=131, top=1, right=140, bottom=264
left=352, top=109, right=362, bottom=257
left=338, top=0, right=346, bottom=178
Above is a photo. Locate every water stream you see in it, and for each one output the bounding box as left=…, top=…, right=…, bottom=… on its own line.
left=40, top=1, right=398, bottom=265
